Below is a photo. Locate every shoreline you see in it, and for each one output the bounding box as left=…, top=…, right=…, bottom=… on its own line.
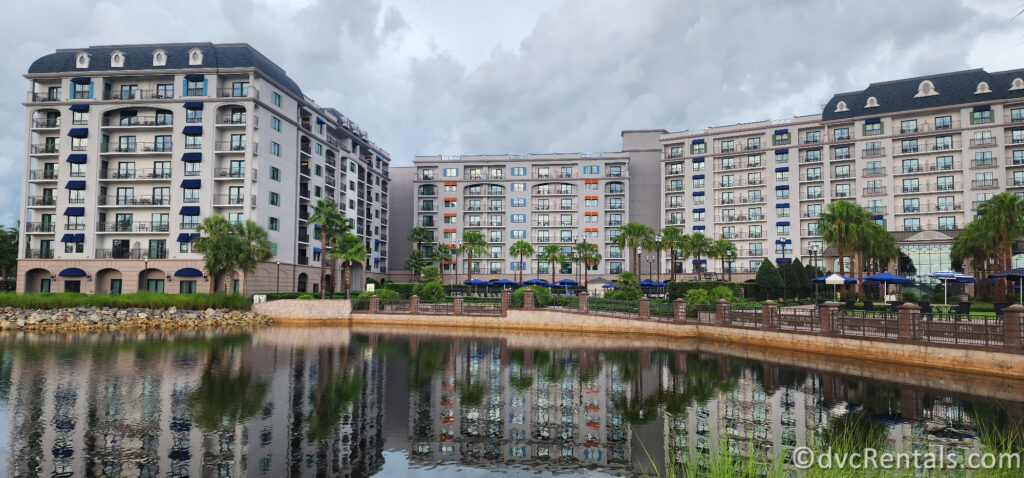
left=0, top=306, right=271, bottom=332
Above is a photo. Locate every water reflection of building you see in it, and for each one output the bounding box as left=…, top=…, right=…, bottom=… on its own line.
left=1, top=332, right=385, bottom=477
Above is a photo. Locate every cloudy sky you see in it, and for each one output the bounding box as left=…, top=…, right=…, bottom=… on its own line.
left=0, top=0, right=1021, bottom=227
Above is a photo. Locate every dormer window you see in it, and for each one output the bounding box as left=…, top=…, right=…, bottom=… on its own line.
left=188, top=48, right=203, bottom=66
left=110, top=51, right=125, bottom=68
left=914, top=80, right=938, bottom=97
left=152, top=49, right=167, bottom=67
left=865, top=96, right=879, bottom=108
left=834, top=101, right=848, bottom=113
left=1011, top=78, right=1024, bottom=91
left=75, top=52, right=90, bottom=69
left=974, top=81, right=992, bottom=94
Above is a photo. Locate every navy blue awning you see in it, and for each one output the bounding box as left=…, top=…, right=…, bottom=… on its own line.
left=179, top=206, right=200, bottom=216
left=64, top=207, right=84, bottom=216
left=374, top=238, right=381, bottom=244
left=59, top=267, right=87, bottom=277
left=73, top=233, right=84, bottom=243
left=181, top=179, right=201, bottom=188
left=67, top=128, right=88, bottom=138
left=973, top=105, right=991, bottom=112
left=66, top=154, right=87, bottom=164
left=374, top=257, right=381, bottom=262
left=692, top=259, right=707, bottom=263
left=693, top=208, right=705, bottom=213
left=313, top=224, right=321, bottom=231
left=693, top=174, right=704, bottom=179
left=65, top=181, right=85, bottom=190
left=183, top=102, right=204, bottom=109
left=775, top=185, right=789, bottom=190
left=691, top=139, right=704, bottom=144
left=176, top=233, right=194, bottom=242
left=70, top=77, right=90, bottom=84
left=184, top=74, right=205, bottom=80
left=692, top=191, right=705, bottom=196
left=776, top=203, right=790, bottom=208
left=693, top=226, right=705, bottom=230
left=181, top=152, right=202, bottom=162
left=776, top=258, right=793, bottom=264
left=692, top=157, right=705, bottom=163
left=775, top=238, right=792, bottom=244
left=182, top=126, right=202, bottom=135
left=776, top=222, right=790, bottom=226
left=775, top=149, right=788, bottom=154
left=60, top=233, right=75, bottom=243
left=69, top=104, right=89, bottom=112
left=775, top=167, right=788, bottom=172
left=865, top=118, right=881, bottom=124
left=174, top=267, right=204, bottom=277
left=873, top=215, right=884, bottom=220
left=316, top=116, right=325, bottom=124
left=313, top=247, right=322, bottom=253
left=774, top=129, right=788, bottom=134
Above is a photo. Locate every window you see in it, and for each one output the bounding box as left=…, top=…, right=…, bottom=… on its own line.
left=833, top=165, right=850, bottom=179
left=184, top=134, right=201, bottom=149
left=511, top=167, right=526, bottom=176
left=693, top=160, right=704, bottom=171
left=805, top=149, right=821, bottom=162
left=776, top=205, right=790, bottom=218
left=935, top=135, right=952, bottom=151
left=268, top=217, right=279, bottom=231
left=748, top=190, right=762, bottom=203
left=443, top=168, right=458, bottom=177
left=183, top=188, right=199, bottom=203
left=693, top=211, right=705, bottom=222
left=692, top=177, right=704, bottom=188
left=583, top=165, right=600, bottom=174
left=184, top=161, right=200, bottom=176
left=833, top=128, right=850, bottom=141
left=807, top=203, right=822, bottom=217
left=807, top=185, right=822, bottom=199
left=938, top=196, right=955, bottom=211
left=749, top=225, right=762, bottom=239
left=691, top=142, right=706, bottom=154
left=935, top=115, right=952, bottom=131
left=510, top=198, right=526, bottom=207
left=775, top=151, right=789, bottom=163
left=835, top=184, right=851, bottom=197
left=804, top=131, right=821, bottom=144
left=773, top=132, right=790, bottom=145
left=938, top=216, right=956, bottom=231
left=182, top=215, right=199, bottom=229
left=185, top=79, right=204, bottom=96
left=972, top=109, right=993, bottom=125
left=746, top=137, right=761, bottom=150
left=776, top=224, right=790, bottom=235
left=900, top=119, right=917, bottom=134
left=901, top=139, right=918, bottom=154
left=230, top=134, right=246, bottom=150
left=902, top=178, right=919, bottom=193
left=863, top=122, right=882, bottom=136
left=186, top=108, right=202, bottom=123
left=776, top=188, right=789, bottom=199
left=903, top=218, right=921, bottom=232
left=72, top=111, right=88, bottom=125
left=866, top=181, right=883, bottom=196
left=72, top=81, right=91, bottom=99
left=272, top=91, right=282, bottom=107
left=902, top=159, right=919, bottom=173
left=937, top=176, right=954, bottom=191
left=269, top=192, right=280, bottom=206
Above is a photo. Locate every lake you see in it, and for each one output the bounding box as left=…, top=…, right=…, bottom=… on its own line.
left=1, top=325, right=1022, bottom=477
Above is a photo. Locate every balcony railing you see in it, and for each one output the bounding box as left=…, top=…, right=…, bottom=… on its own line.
left=103, top=195, right=171, bottom=206
left=215, top=141, right=250, bottom=152
left=96, top=222, right=171, bottom=233
left=970, top=137, right=997, bottom=148
left=897, top=203, right=963, bottom=214
left=27, top=196, right=56, bottom=206
left=94, top=248, right=167, bottom=259
left=102, top=116, right=173, bottom=127
left=28, top=92, right=62, bottom=102
left=29, top=170, right=58, bottom=180
left=861, top=148, right=885, bottom=158
left=665, top=184, right=685, bottom=192
left=971, top=157, right=998, bottom=168
left=217, top=87, right=259, bottom=98
left=103, top=89, right=174, bottom=101
left=31, top=144, right=59, bottom=154
left=830, top=170, right=854, bottom=180
left=799, top=153, right=823, bottom=163
left=214, top=168, right=246, bottom=178
left=604, top=204, right=624, bottom=210
left=213, top=194, right=247, bottom=205
left=32, top=119, right=60, bottom=128
left=26, top=248, right=55, bottom=258
left=25, top=222, right=55, bottom=232
left=101, top=142, right=172, bottom=153
left=101, top=169, right=172, bottom=180
left=971, top=179, right=999, bottom=189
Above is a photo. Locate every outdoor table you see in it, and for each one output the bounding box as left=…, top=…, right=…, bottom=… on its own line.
left=931, top=304, right=955, bottom=316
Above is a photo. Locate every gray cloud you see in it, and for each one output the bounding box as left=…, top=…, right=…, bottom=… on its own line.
left=0, top=0, right=1018, bottom=228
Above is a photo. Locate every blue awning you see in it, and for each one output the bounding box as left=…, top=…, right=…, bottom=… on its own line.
left=692, top=259, right=707, bottom=264
left=181, top=152, right=202, bottom=162
left=692, top=157, right=705, bottom=163
left=184, top=74, right=205, bottom=81
left=865, top=118, right=881, bottom=124
left=374, top=238, right=381, bottom=244
left=873, top=215, right=884, bottom=220
left=67, top=128, right=88, bottom=138
left=776, top=222, right=790, bottom=227
left=775, top=167, right=788, bottom=172
left=65, top=181, right=85, bottom=190
left=776, top=258, right=793, bottom=264
left=66, top=154, right=87, bottom=164
left=69, top=104, right=89, bottom=112
left=774, top=129, right=788, bottom=134
left=182, top=126, right=202, bottom=135
left=775, top=238, right=792, bottom=244
left=776, top=203, right=790, bottom=208
left=183, top=102, right=203, bottom=109
left=776, top=185, right=789, bottom=190
left=313, top=247, right=322, bottom=253
left=374, top=257, right=381, bottom=262
left=59, top=267, right=87, bottom=277
left=693, top=174, right=704, bottom=179
left=693, top=208, right=705, bottom=213
left=70, top=77, right=90, bottom=84
left=174, top=267, right=204, bottom=277
left=693, top=226, right=705, bottom=230
left=692, top=191, right=705, bottom=196
left=316, top=116, right=325, bottom=124
left=74, top=233, right=84, bottom=242
left=60, top=234, right=75, bottom=243
left=313, top=224, right=321, bottom=232
left=176, top=233, right=194, bottom=243
left=64, top=207, right=84, bottom=216
left=179, top=206, right=200, bottom=216
left=691, top=139, right=704, bottom=144
left=775, top=149, right=788, bottom=154
left=181, top=179, right=201, bottom=188
left=973, top=105, right=991, bottom=112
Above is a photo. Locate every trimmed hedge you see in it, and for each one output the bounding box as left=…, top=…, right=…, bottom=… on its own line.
left=666, top=281, right=744, bottom=301
left=0, top=292, right=251, bottom=310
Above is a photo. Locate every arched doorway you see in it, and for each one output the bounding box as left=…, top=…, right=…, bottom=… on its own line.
left=324, top=274, right=333, bottom=295
left=139, top=268, right=167, bottom=293
left=348, top=262, right=364, bottom=293
left=297, top=273, right=308, bottom=293
left=24, top=268, right=53, bottom=293
left=95, top=268, right=123, bottom=295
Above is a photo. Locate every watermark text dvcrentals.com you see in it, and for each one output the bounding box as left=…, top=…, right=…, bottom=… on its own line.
left=793, top=447, right=1022, bottom=470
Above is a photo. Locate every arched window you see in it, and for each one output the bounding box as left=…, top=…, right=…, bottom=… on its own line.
left=1011, top=78, right=1024, bottom=91
left=974, top=81, right=992, bottom=94
left=834, top=101, right=848, bottom=113
left=152, top=49, right=167, bottom=67
left=914, top=80, right=938, bottom=97
left=75, top=52, right=90, bottom=69
left=188, top=48, right=203, bottom=66
left=864, top=96, right=879, bottom=108
left=110, top=51, right=124, bottom=67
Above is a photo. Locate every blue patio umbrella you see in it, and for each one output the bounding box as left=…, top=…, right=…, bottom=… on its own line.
left=464, top=279, right=492, bottom=286
left=639, top=279, right=655, bottom=288
left=523, top=278, right=549, bottom=286
left=602, top=284, right=618, bottom=289
left=860, top=272, right=914, bottom=301
left=989, top=268, right=1024, bottom=305
left=492, top=278, right=519, bottom=289
left=556, top=279, right=578, bottom=286
left=813, top=274, right=856, bottom=299
left=919, top=271, right=976, bottom=306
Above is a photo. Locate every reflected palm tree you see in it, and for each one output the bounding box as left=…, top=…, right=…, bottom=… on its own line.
left=306, top=347, right=364, bottom=442
left=188, top=366, right=268, bottom=432
left=410, top=340, right=450, bottom=392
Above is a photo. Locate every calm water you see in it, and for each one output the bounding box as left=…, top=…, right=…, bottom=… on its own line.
left=1, top=326, right=1023, bottom=477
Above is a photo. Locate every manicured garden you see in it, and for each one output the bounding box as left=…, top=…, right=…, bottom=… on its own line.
left=0, top=292, right=252, bottom=311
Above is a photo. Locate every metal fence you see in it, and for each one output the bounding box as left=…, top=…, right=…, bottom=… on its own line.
left=725, top=307, right=762, bottom=328
left=913, top=313, right=1004, bottom=347
left=586, top=297, right=639, bottom=319
left=772, top=307, right=819, bottom=332
left=418, top=301, right=455, bottom=315
left=461, top=302, right=503, bottom=316
left=649, top=302, right=676, bottom=322
left=690, top=304, right=717, bottom=324
left=549, top=296, right=579, bottom=310
left=378, top=298, right=411, bottom=313
left=831, top=310, right=898, bottom=339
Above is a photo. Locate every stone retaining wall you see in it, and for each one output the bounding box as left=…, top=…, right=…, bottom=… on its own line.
left=252, top=299, right=352, bottom=321
left=0, top=306, right=269, bottom=332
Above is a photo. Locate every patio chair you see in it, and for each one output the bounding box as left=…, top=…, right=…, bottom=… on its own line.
left=864, top=301, right=875, bottom=312
left=955, top=302, right=971, bottom=316
left=889, top=301, right=904, bottom=313
left=843, top=299, right=855, bottom=311
left=994, top=302, right=1009, bottom=319
left=917, top=301, right=932, bottom=315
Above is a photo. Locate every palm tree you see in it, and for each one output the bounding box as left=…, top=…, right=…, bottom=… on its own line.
left=309, top=199, right=346, bottom=299
left=233, top=220, right=274, bottom=296
left=331, top=233, right=366, bottom=299
left=688, top=232, right=713, bottom=279
left=711, top=238, right=737, bottom=280
left=660, top=227, right=686, bottom=282
left=977, top=193, right=1024, bottom=295
left=572, top=241, right=593, bottom=283
left=615, top=222, right=653, bottom=276
left=581, top=244, right=601, bottom=289
left=509, top=240, right=535, bottom=284
left=539, top=244, right=563, bottom=283
left=431, top=246, right=453, bottom=284
left=407, top=226, right=433, bottom=253
left=193, top=215, right=236, bottom=294
left=459, top=231, right=488, bottom=281
left=641, top=232, right=663, bottom=281
left=817, top=201, right=871, bottom=294
left=404, top=250, right=429, bottom=281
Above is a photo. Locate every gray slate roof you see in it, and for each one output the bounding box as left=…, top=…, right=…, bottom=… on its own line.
left=28, top=43, right=303, bottom=97
left=821, top=68, right=1024, bottom=122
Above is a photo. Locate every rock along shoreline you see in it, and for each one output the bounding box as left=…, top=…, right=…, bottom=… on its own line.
left=0, top=306, right=272, bottom=332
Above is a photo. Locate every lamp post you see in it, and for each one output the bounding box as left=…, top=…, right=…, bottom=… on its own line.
left=573, top=233, right=580, bottom=283
left=655, top=234, right=662, bottom=283
left=778, top=238, right=788, bottom=302
left=646, top=254, right=654, bottom=282
left=809, top=244, right=820, bottom=301
left=276, top=261, right=281, bottom=294
left=727, top=251, right=735, bottom=282
left=143, top=258, right=149, bottom=293
left=636, top=246, right=643, bottom=279
left=455, top=240, right=462, bottom=285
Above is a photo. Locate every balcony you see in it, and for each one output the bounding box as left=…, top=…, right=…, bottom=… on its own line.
left=103, top=89, right=174, bottom=101
left=216, top=141, right=251, bottom=153
left=665, top=184, right=685, bottom=192
left=800, top=173, right=823, bottom=182
left=214, top=168, right=246, bottom=179
left=27, top=196, right=56, bottom=206
left=665, top=167, right=685, bottom=176
left=799, top=153, right=822, bottom=164
left=31, top=144, right=59, bottom=155
left=31, top=119, right=60, bottom=129
left=213, top=195, right=246, bottom=205
left=970, top=137, right=997, bottom=148
left=830, top=150, right=855, bottom=161
left=926, top=141, right=959, bottom=152
left=101, top=169, right=172, bottom=180
left=28, top=170, right=58, bottom=181
left=862, top=167, right=885, bottom=177
left=217, top=116, right=247, bottom=126
left=665, top=201, right=685, bottom=208
left=28, top=92, right=62, bottom=103
left=830, top=170, right=854, bottom=180
left=800, top=136, right=822, bottom=145
left=25, top=222, right=55, bottom=233
left=101, top=116, right=173, bottom=127
left=217, top=87, right=259, bottom=98
left=665, top=218, right=685, bottom=226
left=101, top=142, right=172, bottom=153
left=1006, top=133, right=1024, bottom=146
left=802, top=229, right=822, bottom=237
left=833, top=190, right=852, bottom=198
left=419, top=205, right=438, bottom=211
left=103, top=195, right=171, bottom=206
left=832, top=133, right=852, bottom=142
left=860, top=147, right=885, bottom=158
left=604, top=203, right=624, bottom=211
left=971, top=157, right=998, bottom=169
left=801, top=192, right=824, bottom=200
left=96, top=222, right=170, bottom=233
left=800, top=211, right=821, bottom=219
left=971, top=179, right=999, bottom=190
left=94, top=248, right=167, bottom=259
left=26, top=248, right=55, bottom=259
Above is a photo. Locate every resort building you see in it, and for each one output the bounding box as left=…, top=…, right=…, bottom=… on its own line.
left=17, top=43, right=390, bottom=295
left=411, top=153, right=633, bottom=280
left=658, top=68, right=1024, bottom=280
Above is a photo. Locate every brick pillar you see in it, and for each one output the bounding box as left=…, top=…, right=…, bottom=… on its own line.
left=1005, top=304, right=1024, bottom=350
left=761, top=300, right=776, bottom=329
left=673, top=298, right=687, bottom=324
left=454, top=296, right=464, bottom=315
left=369, top=294, right=379, bottom=312
left=523, top=289, right=535, bottom=310
left=639, top=297, right=650, bottom=320
left=500, top=289, right=511, bottom=314
left=820, top=301, right=838, bottom=334
left=578, top=292, right=589, bottom=313
left=410, top=295, right=419, bottom=314
left=898, top=302, right=920, bottom=341
left=715, top=299, right=729, bottom=325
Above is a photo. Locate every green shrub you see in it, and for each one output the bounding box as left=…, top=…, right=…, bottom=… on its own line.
left=0, top=292, right=251, bottom=310
left=610, top=272, right=641, bottom=301
left=666, top=281, right=743, bottom=301
left=902, top=291, right=919, bottom=303
left=510, top=286, right=553, bottom=308
left=297, top=293, right=317, bottom=300
left=414, top=282, right=445, bottom=302
left=685, top=288, right=712, bottom=307
left=360, top=288, right=399, bottom=302
left=419, top=266, right=442, bottom=285
left=754, top=259, right=783, bottom=300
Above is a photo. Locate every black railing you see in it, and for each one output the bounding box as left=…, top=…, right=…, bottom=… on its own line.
left=913, top=313, right=1003, bottom=347
left=96, top=222, right=170, bottom=233
left=831, top=310, right=898, bottom=339
left=94, top=248, right=167, bottom=259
